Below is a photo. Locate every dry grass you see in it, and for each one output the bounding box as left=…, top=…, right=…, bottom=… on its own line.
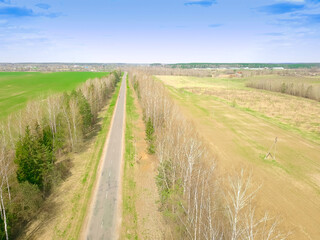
left=194, top=88, right=320, bottom=138
left=157, top=75, right=320, bottom=143
left=156, top=74, right=320, bottom=239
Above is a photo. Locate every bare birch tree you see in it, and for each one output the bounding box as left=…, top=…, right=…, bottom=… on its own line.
left=131, top=70, right=289, bottom=240
left=0, top=129, right=10, bottom=240
left=47, top=95, right=61, bottom=141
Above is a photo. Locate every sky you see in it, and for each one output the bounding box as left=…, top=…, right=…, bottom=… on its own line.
left=0, top=0, right=319, bottom=63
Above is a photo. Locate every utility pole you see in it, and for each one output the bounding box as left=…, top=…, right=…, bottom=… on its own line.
left=265, top=137, right=278, bottom=161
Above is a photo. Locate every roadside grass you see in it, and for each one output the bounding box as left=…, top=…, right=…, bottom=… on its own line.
left=57, top=79, right=122, bottom=239
left=0, top=72, right=109, bottom=119
left=121, top=75, right=139, bottom=239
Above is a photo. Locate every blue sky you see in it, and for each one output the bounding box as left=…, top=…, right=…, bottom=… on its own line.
left=0, top=0, right=319, bottom=63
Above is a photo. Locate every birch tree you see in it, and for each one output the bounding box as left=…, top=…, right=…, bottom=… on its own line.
left=131, top=70, right=289, bottom=240
left=0, top=131, right=10, bottom=240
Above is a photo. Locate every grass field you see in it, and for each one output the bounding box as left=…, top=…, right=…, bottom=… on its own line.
left=247, top=74, right=320, bottom=84
left=156, top=75, right=320, bottom=240
left=0, top=72, right=109, bottom=119
left=158, top=75, right=320, bottom=144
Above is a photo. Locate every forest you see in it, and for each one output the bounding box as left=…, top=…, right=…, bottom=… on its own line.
left=0, top=71, right=121, bottom=239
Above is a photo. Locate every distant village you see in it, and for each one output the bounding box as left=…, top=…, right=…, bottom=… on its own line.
left=0, top=63, right=319, bottom=78
left=0, top=63, right=124, bottom=72
left=0, top=63, right=296, bottom=72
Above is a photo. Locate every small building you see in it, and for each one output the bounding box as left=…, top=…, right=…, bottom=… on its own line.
left=235, top=71, right=243, bottom=78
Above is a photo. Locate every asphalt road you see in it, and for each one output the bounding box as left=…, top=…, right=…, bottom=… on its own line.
left=86, top=73, right=126, bottom=240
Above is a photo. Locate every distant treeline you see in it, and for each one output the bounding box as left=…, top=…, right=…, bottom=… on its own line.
left=158, top=63, right=320, bottom=69
left=0, top=71, right=121, bottom=239
left=247, top=78, right=320, bottom=102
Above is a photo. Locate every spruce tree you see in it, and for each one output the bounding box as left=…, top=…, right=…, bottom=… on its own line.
left=145, top=118, right=155, bottom=154
left=76, top=90, right=93, bottom=133
left=15, top=126, right=54, bottom=192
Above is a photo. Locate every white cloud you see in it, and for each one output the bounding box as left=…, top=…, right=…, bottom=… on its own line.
left=282, top=0, right=305, bottom=3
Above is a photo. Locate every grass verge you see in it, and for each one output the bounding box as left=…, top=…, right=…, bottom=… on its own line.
left=121, top=75, right=139, bottom=239
left=56, top=79, right=122, bottom=239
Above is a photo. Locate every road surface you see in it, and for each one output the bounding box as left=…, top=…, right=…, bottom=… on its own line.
left=86, top=73, right=126, bottom=240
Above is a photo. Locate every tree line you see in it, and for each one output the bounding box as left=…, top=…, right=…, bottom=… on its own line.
left=130, top=70, right=289, bottom=240
left=124, top=66, right=320, bottom=83
left=246, top=78, right=320, bottom=102
left=0, top=71, right=121, bottom=239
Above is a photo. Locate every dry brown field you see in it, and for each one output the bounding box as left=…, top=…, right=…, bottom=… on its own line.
left=156, top=75, right=320, bottom=240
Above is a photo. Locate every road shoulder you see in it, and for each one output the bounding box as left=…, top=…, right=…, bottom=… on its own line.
left=121, top=76, right=166, bottom=239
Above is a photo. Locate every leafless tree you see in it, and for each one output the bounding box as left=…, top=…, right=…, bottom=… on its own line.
left=0, top=129, right=10, bottom=240
left=46, top=95, right=61, bottom=140
left=131, top=70, right=289, bottom=240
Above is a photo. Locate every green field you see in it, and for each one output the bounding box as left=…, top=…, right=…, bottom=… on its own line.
left=0, top=72, right=109, bottom=119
